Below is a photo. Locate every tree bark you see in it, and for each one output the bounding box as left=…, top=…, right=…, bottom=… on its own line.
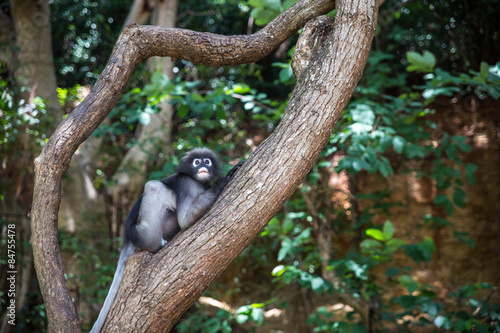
left=105, top=0, right=381, bottom=330
left=30, top=0, right=381, bottom=331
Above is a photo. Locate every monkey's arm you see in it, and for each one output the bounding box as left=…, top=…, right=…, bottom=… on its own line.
left=226, top=160, right=245, bottom=178
left=175, top=178, right=226, bottom=230
left=175, top=161, right=244, bottom=230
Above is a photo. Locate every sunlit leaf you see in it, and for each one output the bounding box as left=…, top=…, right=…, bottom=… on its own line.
left=366, top=228, right=386, bottom=241
left=278, top=238, right=293, bottom=261
left=392, top=135, right=405, bottom=154
left=406, top=50, right=436, bottom=73
left=271, top=265, right=286, bottom=276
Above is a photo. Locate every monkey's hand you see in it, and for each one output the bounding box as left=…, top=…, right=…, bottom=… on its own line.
left=226, top=160, right=245, bottom=178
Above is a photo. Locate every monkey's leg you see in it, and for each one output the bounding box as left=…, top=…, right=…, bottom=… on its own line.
left=136, top=180, right=176, bottom=252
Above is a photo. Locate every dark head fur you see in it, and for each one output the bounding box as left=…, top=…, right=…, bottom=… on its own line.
left=177, top=148, right=221, bottom=182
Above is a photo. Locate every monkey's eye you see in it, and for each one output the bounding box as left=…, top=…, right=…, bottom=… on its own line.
left=204, top=158, right=212, bottom=166
left=192, top=159, right=201, bottom=167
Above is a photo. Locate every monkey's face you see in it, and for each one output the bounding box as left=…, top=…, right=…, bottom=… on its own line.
left=178, top=148, right=221, bottom=182
left=192, top=158, right=213, bottom=181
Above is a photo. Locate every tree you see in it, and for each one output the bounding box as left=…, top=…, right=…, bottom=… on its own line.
left=30, top=0, right=383, bottom=331
left=0, top=0, right=62, bottom=325
left=10, top=0, right=62, bottom=119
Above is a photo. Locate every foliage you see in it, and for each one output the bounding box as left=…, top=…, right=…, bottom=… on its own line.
left=263, top=50, right=500, bottom=332
left=175, top=301, right=271, bottom=332
left=248, top=0, right=297, bottom=26
left=5, top=0, right=500, bottom=331
left=160, top=44, right=500, bottom=332
left=178, top=0, right=250, bottom=35
left=177, top=309, right=233, bottom=333
left=51, top=0, right=134, bottom=87
left=0, top=72, right=50, bottom=150
left=380, top=0, right=500, bottom=73
left=57, top=230, right=123, bottom=332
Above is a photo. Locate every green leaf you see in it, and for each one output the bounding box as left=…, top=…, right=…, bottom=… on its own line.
left=422, top=86, right=460, bottom=99
left=251, top=7, right=279, bottom=26
left=221, top=320, right=231, bottom=333
left=434, top=194, right=454, bottom=216
left=382, top=220, right=395, bottom=239
left=406, top=51, right=436, bottom=73
left=453, top=230, right=476, bottom=248
left=272, top=265, right=286, bottom=276
left=346, top=260, right=368, bottom=280
left=351, top=105, right=375, bottom=125
left=385, top=238, right=406, bottom=253
left=311, top=276, right=326, bottom=292
left=434, top=315, right=448, bottom=328
left=178, top=103, right=189, bottom=118
left=244, top=101, right=255, bottom=110
left=398, top=274, right=418, bottom=293
left=282, top=217, right=294, bottom=234
left=366, top=228, right=386, bottom=241
left=295, top=227, right=311, bottom=243
left=278, top=238, right=293, bottom=261
left=352, top=158, right=364, bottom=172
left=228, top=83, right=251, bottom=94
left=191, top=92, right=205, bottom=102
left=378, top=156, right=394, bottom=178
left=248, top=0, right=264, bottom=6
left=216, top=107, right=226, bottom=120
left=403, top=237, right=435, bottom=263
left=419, top=237, right=436, bottom=260
left=465, top=163, right=477, bottom=185
left=405, top=144, right=427, bottom=159
left=394, top=295, right=416, bottom=308
left=279, top=66, right=294, bottom=83
left=359, top=239, right=383, bottom=251
left=235, top=314, right=248, bottom=324
left=385, top=267, right=399, bottom=278
left=204, top=318, right=221, bottom=333
left=392, top=135, right=406, bottom=154
left=452, top=187, right=467, bottom=208
left=360, top=239, right=383, bottom=250
left=251, top=308, right=264, bottom=324
left=480, top=62, right=489, bottom=79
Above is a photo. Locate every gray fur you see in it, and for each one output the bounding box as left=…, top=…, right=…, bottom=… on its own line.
left=136, top=181, right=176, bottom=252
left=90, top=242, right=135, bottom=333
left=176, top=176, right=220, bottom=229
left=91, top=148, right=242, bottom=332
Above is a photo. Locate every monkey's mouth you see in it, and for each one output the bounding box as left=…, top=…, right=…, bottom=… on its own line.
left=197, top=168, right=210, bottom=179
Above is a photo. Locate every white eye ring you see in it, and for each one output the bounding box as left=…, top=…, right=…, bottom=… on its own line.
left=192, top=159, right=201, bottom=167
left=204, top=158, right=212, bottom=166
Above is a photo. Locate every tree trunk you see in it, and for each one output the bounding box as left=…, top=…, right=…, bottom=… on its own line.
left=29, top=0, right=381, bottom=331
left=2, top=1, right=65, bottom=329
left=10, top=0, right=62, bottom=120
left=105, top=0, right=382, bottom=330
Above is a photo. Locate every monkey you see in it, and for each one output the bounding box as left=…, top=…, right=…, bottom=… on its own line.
left=91, top=148, right=242, bottom=333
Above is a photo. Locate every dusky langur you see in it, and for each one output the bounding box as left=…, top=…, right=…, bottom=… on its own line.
left=91, top=148, right=242, bottom=332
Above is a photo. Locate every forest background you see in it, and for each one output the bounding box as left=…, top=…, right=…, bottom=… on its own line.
left=1, top=0, right=500, bottom=332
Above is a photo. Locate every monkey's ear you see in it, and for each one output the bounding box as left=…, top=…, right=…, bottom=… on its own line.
left=226, top=161, right=245, bottom=178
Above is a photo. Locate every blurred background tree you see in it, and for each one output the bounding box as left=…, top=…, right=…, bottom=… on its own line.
left=1, top=0, right=499, bottom=331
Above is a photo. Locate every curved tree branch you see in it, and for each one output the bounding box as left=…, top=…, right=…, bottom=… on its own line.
left=105, top=0, right=381, bottom=331
left=30, top=0, right=382, bottom=331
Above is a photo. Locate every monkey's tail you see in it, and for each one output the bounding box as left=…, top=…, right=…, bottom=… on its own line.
left=90, top=242, right=135, bottom=333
